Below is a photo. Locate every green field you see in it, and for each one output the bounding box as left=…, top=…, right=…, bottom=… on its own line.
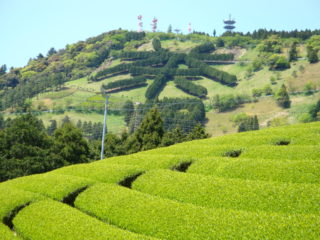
left=1, top=122, right=320, bottom=239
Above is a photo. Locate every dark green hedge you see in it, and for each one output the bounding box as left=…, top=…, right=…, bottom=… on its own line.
left=120, top=51, right=158, bottom=60
left=191, top=53, right=234, bottom=61
left=185, top=57, right=237, bottom=85
left=190, top=42, right=215, bottom=54
left=145, top=74, right=168, bottom=99
left=174, top=77, right=207, bottom=98
left=102, top=76, right=147, bottom=91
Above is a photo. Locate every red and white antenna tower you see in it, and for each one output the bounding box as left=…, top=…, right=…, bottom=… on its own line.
left=137, top=15, right=143, bottom=32
left=188, top=23, right=192, bottom=33
left=151, top=17, right=158, bottom=32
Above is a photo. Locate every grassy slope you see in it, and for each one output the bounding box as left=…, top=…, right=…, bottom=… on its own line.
left=1, top=122, right=320, bottom=240
left=6, top=40, right=318, bottom=135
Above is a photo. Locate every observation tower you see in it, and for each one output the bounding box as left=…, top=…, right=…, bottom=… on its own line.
left=224, top=15, right=236, bottom=32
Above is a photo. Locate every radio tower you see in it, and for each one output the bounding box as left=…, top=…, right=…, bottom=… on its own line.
left=137, top=15, right=143, bottom=32
left=223, top=14, right=236, bottom=33
left=151, top=17, right=158, bottom=32
left=188, top=23, right=192, bottom=34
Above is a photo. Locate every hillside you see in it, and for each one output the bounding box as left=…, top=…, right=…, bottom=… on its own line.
left=0, top=121, right=320, bottom=239
left=0, top=30, right=320, bottom=136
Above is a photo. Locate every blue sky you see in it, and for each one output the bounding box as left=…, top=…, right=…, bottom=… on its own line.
left=1, top=0, right=319, bottom=69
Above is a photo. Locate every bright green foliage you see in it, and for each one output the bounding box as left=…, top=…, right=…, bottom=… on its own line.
left=268, top=55, right=290, bottom=70
left=188, top=157, right=320, bottom=183
left=275, top=84, right=291, bottom=108
left=53, top=122, right=91, bottom=164
left=0, top=122, right=320, bottom=240
left=133, top=169, right=320, bottom=214
left=0, top=185, right=44, bottom=240
left=76, top=183, right=320, bottom=240
left=0, top=224, right=23, bottom=240
left=0, top=184, right=44, bottom=219
left=14, top=200, right=157, bottom=240
left=3, top=173, right=94, bottom=200
left=52, top=163, right=144, bottom=183
left=98, top=153, right=192, bottom=170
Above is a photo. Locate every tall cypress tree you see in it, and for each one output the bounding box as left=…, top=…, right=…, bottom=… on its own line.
left=0, top=113, right=4, bottom=130
left=122, top=100, right=135, bottom=126
left=289, top=42, right=298, bottom=62
left=47, top=120, right=57, bottom=136
left=275, top=84, right=291, bottom=108
left=133, top=108, right=164, bottom=151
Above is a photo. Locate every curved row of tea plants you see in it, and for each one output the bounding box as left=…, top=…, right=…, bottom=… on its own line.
left=75, top=183, right=320, bottom=240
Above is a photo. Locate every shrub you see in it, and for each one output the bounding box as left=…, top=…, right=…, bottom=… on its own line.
left=174, top=77, right=207, bottom=98
left=102, top=76, right=147, bottom=91
left=133, top=169, right=320, bottom=214
left=75, top=183, right=320, bottom=240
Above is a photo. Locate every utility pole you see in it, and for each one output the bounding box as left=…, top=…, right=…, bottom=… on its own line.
left=100, top=95, right=109, bottom=160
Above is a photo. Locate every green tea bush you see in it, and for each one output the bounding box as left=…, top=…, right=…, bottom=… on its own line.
left=76, top=183, right=320, bottom=240
left=52, top=163, right=144, bottom=183
left=102, top=76, right=147, bottom=91
left=133, top=169, right=320, bottom=214
left=174, top=77, right=207, bottom=98
left=14, top=200, right=157, bottom=240
left=188, top=157, right=320, bottom=183
left=3, top=173, right=95, bottom=200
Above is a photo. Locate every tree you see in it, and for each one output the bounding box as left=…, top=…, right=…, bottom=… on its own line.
left=275, top=84, right=291, bottom=108
left=76, top=120, right=82, bottom=129
left=237, top=115, right=259, bottom=132
left=47, top=47, right=57, bottom=57
left=187, top=124, right=209, bottom=140
left=0, top=64, right=7, bottom=75
left=47, top=120, right=57, bottom=136
left=0, top=114, right=63, bottom=181
left=167, top=25, right=172, bottom=33
left=161, top=126, right=187, bottom=146
left=53, top=122, right=90, bottom=164
left=0, top=113, right=4, bottom=130
left=288, top=42, right=298, bottom=61
left=61, top=115, right=71, bottom=126
left=134, top=108, right=164, bottom=151
left=307, top=46, right=319, bottom=63
left=122, top=100, right=135, bottom=126
left=103, top=132, right=126, bottom=157
left=309, top=99, right=320, bottom=120
left=213, top=29, right=216, bottom=37
left=152, top=38, right=162, bottom=51
left=216, top=38, right=225, bottom=47
left=37, top=53, right=44, bottom=59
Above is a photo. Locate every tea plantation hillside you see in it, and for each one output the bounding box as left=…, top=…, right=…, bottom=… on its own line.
left=1, top=121, right=320, bottom=240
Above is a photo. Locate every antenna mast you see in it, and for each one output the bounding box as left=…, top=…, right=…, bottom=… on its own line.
left=223, top=14, right=236, bottom=33
left=188, top=23, right=192, bottom=34
left=151, top=17, right=158, bottom=32
left=137, top=15, right=143, bottom=32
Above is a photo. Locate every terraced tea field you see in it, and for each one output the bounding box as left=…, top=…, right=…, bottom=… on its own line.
left=1, top=122, right=320, bottom=239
